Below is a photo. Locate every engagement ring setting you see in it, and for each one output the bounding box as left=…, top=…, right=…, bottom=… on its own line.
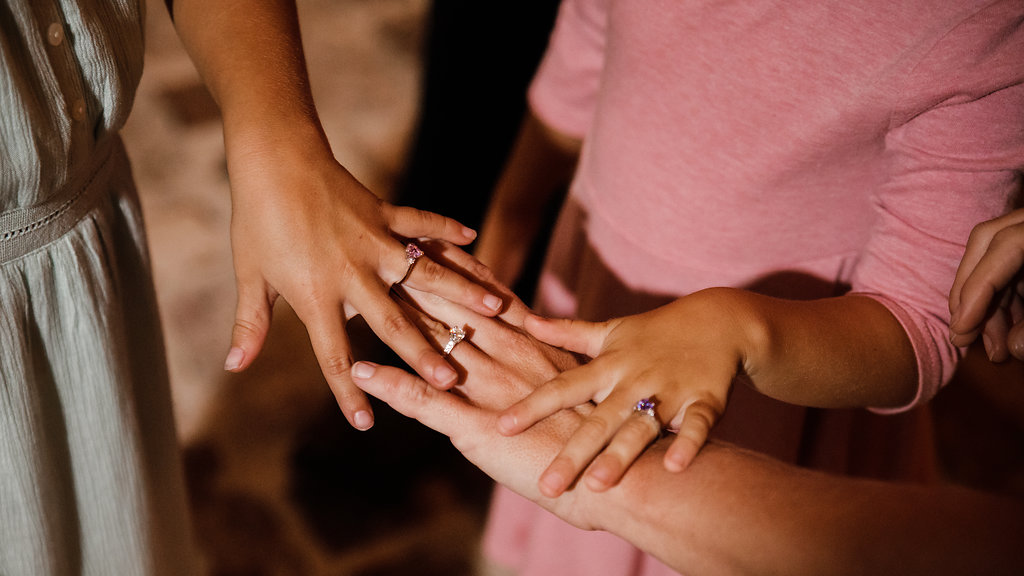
left=396, top=242, right=423, bottom=286
left=443, top=325, right=466, bottom=355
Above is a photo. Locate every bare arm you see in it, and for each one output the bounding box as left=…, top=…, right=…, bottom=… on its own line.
left=474, top=110, right=580, bottom=286
left=501, top=287, right=918, bottom=494
left=166, top=0, right=503, bottom=429
left=348, top=247, right=1023, bottom=575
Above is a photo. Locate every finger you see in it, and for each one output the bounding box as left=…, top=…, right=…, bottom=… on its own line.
left=225, top=280, right=276, bottom=372
left=403, top=253, right=504, bottom=316
left=398, top=284, right=521, bottom=362
left=350, top=274, right=461, bottom=390
left=1008, top=319, right=1024, bottom=362
left=419, top=240, right=534, bottom=326
left=297, top=303, right=374, bottom=431
left=497, top=363, right=609, bottom=435
left=524, top=314, right=614, bottom=358
left=950, top=223, right=996, bottom=322
left=536, top=397, right=632, bottom=498
left=663, top=399, right=721, bottom=473
left=981, top=307, right=1011, bottom=363
left=583, top=411, right=661, bottom=492
left=385, top=204, right=478, bottom=245
left=351, top=361, right=481, bottom=439
left=951, top=216, right=1024, bottom=334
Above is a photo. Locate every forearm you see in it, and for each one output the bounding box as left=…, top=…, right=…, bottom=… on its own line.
left=475, top=110, right=580, bottom=285
left=722, top=288, right=918, bottom=408
left=578, top=439, right=1024, bottom=576
left=170, top=0, right=330, bottom=158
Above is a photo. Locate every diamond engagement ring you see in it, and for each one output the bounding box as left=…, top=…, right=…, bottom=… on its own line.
left=633, top=398, right=657, bottom=419
left=396, top=242, right=423, bottom=286
left=443, top=325, right=466, bottom=355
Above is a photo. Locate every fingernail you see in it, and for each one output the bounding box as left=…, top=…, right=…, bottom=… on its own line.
left=353, top=410, right=374, bottom=431
left=352, top=361, right=377, bottom=379
left=498, top=413, right=517, bottom=434
left=223, top=347, right=244, bottom=371
left=434, top=364, right=457, bottom=386
left=484, top=294, right=503, bottom=312
left=586, top=462, right=614, bottom=486
left=664, top=454, right=685, bottom=473
left=983, top=334, right=995, bottom=361
left=539, top=471, right=564, bottom=497
left=463, top=226, right=477, bottom=240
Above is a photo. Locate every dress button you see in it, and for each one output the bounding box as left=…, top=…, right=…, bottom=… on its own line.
left=47, top=22, right=64, bottom=47
left=71, top=99, right=87, bottom=121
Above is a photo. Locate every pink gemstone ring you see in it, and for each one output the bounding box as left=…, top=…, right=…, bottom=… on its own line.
left=395, top=242, right=424, bottom=286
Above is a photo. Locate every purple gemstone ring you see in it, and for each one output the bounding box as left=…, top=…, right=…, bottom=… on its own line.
left=633, top=398, right=657, bottom=419
left=395, top=242, right=424, bottom=286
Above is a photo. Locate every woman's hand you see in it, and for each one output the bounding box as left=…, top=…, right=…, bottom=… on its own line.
left=223, top=131, right=504, bottom=431
left=949, top=208, right=1024, bottom=362
left=498, top=289, right=755, bottom=497
left=349, top=243, right=593, bottom=524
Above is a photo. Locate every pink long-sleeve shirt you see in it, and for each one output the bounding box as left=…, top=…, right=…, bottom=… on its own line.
left=530, top=0, right=1024, bottom=410
left=483, top=2, right=1023, bottom=575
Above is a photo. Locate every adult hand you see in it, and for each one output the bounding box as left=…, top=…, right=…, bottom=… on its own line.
left=349, top=243, right=593, bottom=525
left=949, top=208, right=1024, bottom=362
left=222, top=136, right=504, bottom=431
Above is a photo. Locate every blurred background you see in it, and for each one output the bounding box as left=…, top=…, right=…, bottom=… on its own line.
left=120, top=1, right=1023, bottom=574
left=124, top=1, right=495, bottom=574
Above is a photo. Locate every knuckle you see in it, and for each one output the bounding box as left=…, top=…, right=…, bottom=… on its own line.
left=971, top=219, right=999, bottom=243
left=378, top=311, right=415, bottom=341
left=577, top=415, right=611, bottom=443
left=321, top=354, right=352, bottom=380
left=395, top=375, right=430, bottom=405
left=418, top=258, right=447, bottom=285
left=232, top=316, right=264, bottom=339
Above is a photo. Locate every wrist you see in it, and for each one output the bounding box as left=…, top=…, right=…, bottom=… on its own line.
left=683, top=287, right=772, bottom=377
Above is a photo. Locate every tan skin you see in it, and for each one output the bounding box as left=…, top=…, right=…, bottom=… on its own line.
left=476, top=107, right=918, bottom=497
left=499, top=289, right=917, bottom=497
left=349, top=243, right=1024, bottom=576
left=168, top=0, right=503, bottom=430
left=949, top=208, right=1024, bottom=363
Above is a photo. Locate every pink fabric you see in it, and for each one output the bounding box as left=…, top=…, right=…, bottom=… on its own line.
left=483, top=0, right=1024, bottom=575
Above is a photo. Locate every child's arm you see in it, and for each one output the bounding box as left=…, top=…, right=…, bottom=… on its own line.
left=500, top=288, right=917, bottom=496
left=350, top=285, right=1024, bottom=576
left=474, top=110, right=580, bottom=287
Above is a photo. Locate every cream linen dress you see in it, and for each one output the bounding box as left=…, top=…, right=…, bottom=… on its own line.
left=1, top=1, right=197, bottom=573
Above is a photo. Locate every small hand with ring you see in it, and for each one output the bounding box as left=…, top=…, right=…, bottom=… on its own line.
left=498, top=292, right=744, bottom=497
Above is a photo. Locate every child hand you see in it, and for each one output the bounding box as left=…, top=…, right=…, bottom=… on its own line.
left=499, top=289, right=749, bottom=497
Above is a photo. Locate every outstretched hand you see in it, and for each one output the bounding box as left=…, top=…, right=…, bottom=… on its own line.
left=348, top=243, right=597, bottom=526
left=498, top=291, right=750, bottom=497
left=222, top=139, right=504, bottom=431
left=949, top=208, right=1024, bottom=362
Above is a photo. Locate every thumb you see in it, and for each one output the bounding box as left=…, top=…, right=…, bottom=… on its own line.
left=524, top=313, right=611, bottom=358
left=224, top=281, right=275, bottom=372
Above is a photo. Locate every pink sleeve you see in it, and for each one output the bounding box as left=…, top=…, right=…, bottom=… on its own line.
left=527, top=0, right=609, bottom=139
left=854, top=2, right=1024, bottom=413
